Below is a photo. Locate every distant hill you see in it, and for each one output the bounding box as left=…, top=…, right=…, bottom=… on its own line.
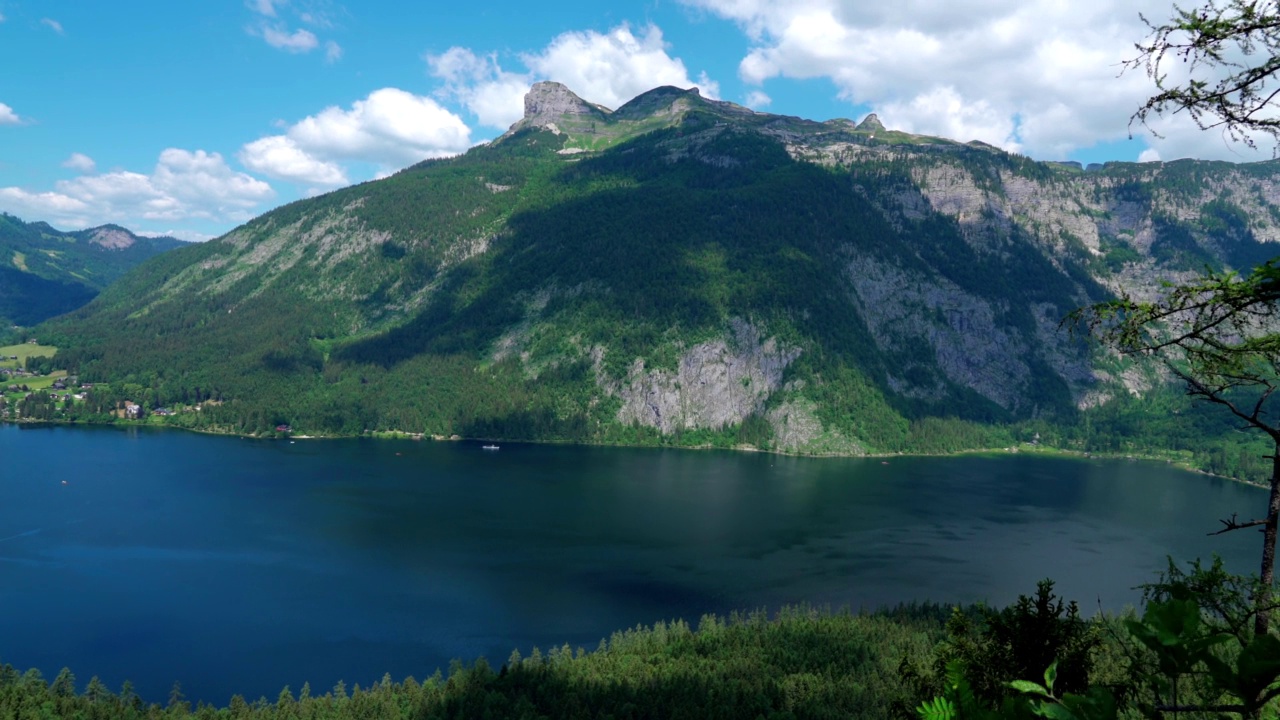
left=35, top=82, right=1280, bottom=465
left=0, top=214, right=185, bottom=326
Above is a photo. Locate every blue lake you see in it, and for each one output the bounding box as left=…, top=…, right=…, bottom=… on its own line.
left=0, top=424, right=1262, bottom=704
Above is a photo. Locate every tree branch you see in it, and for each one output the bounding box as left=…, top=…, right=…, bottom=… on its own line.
left=1208, top=512, right=1269, bottom=535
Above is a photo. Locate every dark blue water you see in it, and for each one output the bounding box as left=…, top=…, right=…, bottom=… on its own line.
left=0, top=424, right=1262, bottom=704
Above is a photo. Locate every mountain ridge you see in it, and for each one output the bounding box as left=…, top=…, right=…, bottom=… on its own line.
left=0, top=213, right=185, bottom=327
left=29, top=83, right=1280, bottom=467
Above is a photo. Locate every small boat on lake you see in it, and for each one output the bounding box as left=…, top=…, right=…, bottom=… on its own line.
left=482, top=444, right=500, bottom=451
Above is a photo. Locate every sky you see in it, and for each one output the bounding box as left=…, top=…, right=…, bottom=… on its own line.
left=0, top=0, right=1266, bottom=241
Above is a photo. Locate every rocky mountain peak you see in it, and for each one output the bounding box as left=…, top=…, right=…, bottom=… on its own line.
left=856, top=113, right=885, bottom=132
left=519, top=81, right=609, bottom=130
left=612, top=85, right=702, bottom=119
left=87, top=225, right=136, bottom=250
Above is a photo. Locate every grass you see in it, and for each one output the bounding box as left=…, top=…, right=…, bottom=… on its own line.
left=18, top=371, right=68, bottom=391
left=0, top=343, right=57, bottom=369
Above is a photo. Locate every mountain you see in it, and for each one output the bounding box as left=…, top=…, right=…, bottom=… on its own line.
left=0, top=213, right=185, bottom=326
left=37, top=83, right=1280, bottom=457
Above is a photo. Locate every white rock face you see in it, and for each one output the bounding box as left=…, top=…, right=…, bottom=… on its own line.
left=766, top=395, right=864, bottom=455
left=88, top=227, right=136, bottom=250
left=508, top=81, right=608, bottom=137
left=612, top=319, right=800, bottom=433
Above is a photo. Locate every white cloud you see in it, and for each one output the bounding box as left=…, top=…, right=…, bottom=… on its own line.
left=289, top=88, right=472, bottom=164
left=1134, top=110, right=1278, bottom=162
left=249, top=0, right=280, bottom=17
left=324, top=40, right=343, bottom=63
left=152, top=149, right=274, bottom=210
left=528, top=25, right=720, bottom=108
left=0, top=103, right=19, bottom=125
left=744, top=90, right=771, bottom=109
left=247, top=0, right=342, bottom=59
left=879, top=86, right=1021, bottom=152
left=239, top=135, right=348, bottom=186
left=427, top=23, right=720, bottom=131
left=427, top=48, right=532, bottom=130
left=681, top=0, right=1257, bottom=160
left=40, top=17, right=63, bottom=34
left=1138, top=148, right=1161, bottom=163
left=61, top=153, right=96, bottom=173
left=240, top=88, right=472, bottom=185
left=262, top=25, right=318, bottom=53
left=0, top=149, right=274, bottom=231
left=0, top=188, right=90, bottom=218
left=139, top=229, right=212, bottom=243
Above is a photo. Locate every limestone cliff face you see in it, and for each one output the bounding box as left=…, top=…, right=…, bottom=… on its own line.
left=505, top=81, right=611, bottom=138
left=609, top=319, right=800, bottom=433
left=844, top=254, right=1033, bottom=409
left=87, top=227, right=137, bottom=250
left=493, top=89, right=1280, bottom=438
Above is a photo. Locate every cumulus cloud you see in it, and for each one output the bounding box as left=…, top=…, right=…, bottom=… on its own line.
left=262, top=25, right=318, bottom=53
left=239, top=88, right=472, bottom=186
left=428, top=48, right=533, bottom=130
left=0, top=103, right=20, bottom=125
left=240, top=135, right=348, bottom=186
left=427, top=23, right=720, bottom=131
left=40, top=18, right=63, bottom=34
left=61, top=153, right=96, bottom=173
left=0, top=149, right=273, bottom=230
left=529, top=25, right=720, bottom=108
left=286, top=88, right=471, bottom=163
left=681, top=0, right=1263, bottom=161
left=879, top=86, right=1021, bottom=152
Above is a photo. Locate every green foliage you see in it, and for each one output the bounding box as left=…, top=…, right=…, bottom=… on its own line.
left=918, top=580, right=1097, bottom=709
left=1150, top=215, right=1218, bottom=271
left=0, top=213, right=183, bottom=325
left=914, top=563, right=1280, bottom=720
left=1127, top=0, right=1280, bottom=148
left=0, top=605, right=951, bottom=720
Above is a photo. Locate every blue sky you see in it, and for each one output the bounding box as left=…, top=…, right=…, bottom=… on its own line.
left=0, top=0, right=1254, bottom=241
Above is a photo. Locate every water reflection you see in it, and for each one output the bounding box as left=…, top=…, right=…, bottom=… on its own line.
left=0, top=425, right=1263, bottom=705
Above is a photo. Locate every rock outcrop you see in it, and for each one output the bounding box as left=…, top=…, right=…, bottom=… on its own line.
left=507, top=81, right=610, bottom=136
left=856, top=113, right=885, bottom=132
left=87, top=226, right=137, bottom=250
left=611, top=319, right=800, bottom=433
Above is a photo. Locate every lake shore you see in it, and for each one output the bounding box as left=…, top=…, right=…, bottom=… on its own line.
left=2, top=414, right=1259, bottom=488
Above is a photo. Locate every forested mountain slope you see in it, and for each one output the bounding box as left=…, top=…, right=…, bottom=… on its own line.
left=0, top=214, right=184, bottom=326
left=38, top=83, right=1280, bottom=455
